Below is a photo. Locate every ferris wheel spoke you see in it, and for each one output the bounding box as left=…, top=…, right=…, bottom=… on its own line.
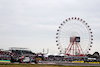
left=80, top=43, right=90, bottom=49
left=59, top=34, right=69, bottom=37
left=59, top=40, right=69, bottom=44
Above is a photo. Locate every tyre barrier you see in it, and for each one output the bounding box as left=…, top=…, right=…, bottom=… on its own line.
left=72, top=61, right=100, bottom=64
left=0, top=60, right=10, bottom=63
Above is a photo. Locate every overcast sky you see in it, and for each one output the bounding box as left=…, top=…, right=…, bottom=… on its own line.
left=0, top=0, right=100, bottom=54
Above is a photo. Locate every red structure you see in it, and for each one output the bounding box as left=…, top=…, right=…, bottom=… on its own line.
left=65, top=37, right=84, bottom=56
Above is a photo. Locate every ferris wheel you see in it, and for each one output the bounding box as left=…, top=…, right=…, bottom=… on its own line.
left=56, top=17, right=93, bottom=56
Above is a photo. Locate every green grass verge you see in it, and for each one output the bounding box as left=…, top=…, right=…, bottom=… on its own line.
left=0, top=64, right=98, bottom=67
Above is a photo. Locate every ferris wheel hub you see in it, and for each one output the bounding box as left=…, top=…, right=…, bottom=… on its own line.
left=70, top=37, right=80, bottom=42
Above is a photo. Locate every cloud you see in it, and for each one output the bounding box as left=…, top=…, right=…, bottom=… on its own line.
left=0, top=0, right=100, bottom=54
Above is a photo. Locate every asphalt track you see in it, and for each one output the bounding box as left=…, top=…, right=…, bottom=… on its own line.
left=39, top=61, right=100, bottom=66
left=1, top=61, right=100, bottom=66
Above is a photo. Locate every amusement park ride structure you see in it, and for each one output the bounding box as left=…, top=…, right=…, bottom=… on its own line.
left=56, top=17, right=93, bottom=56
